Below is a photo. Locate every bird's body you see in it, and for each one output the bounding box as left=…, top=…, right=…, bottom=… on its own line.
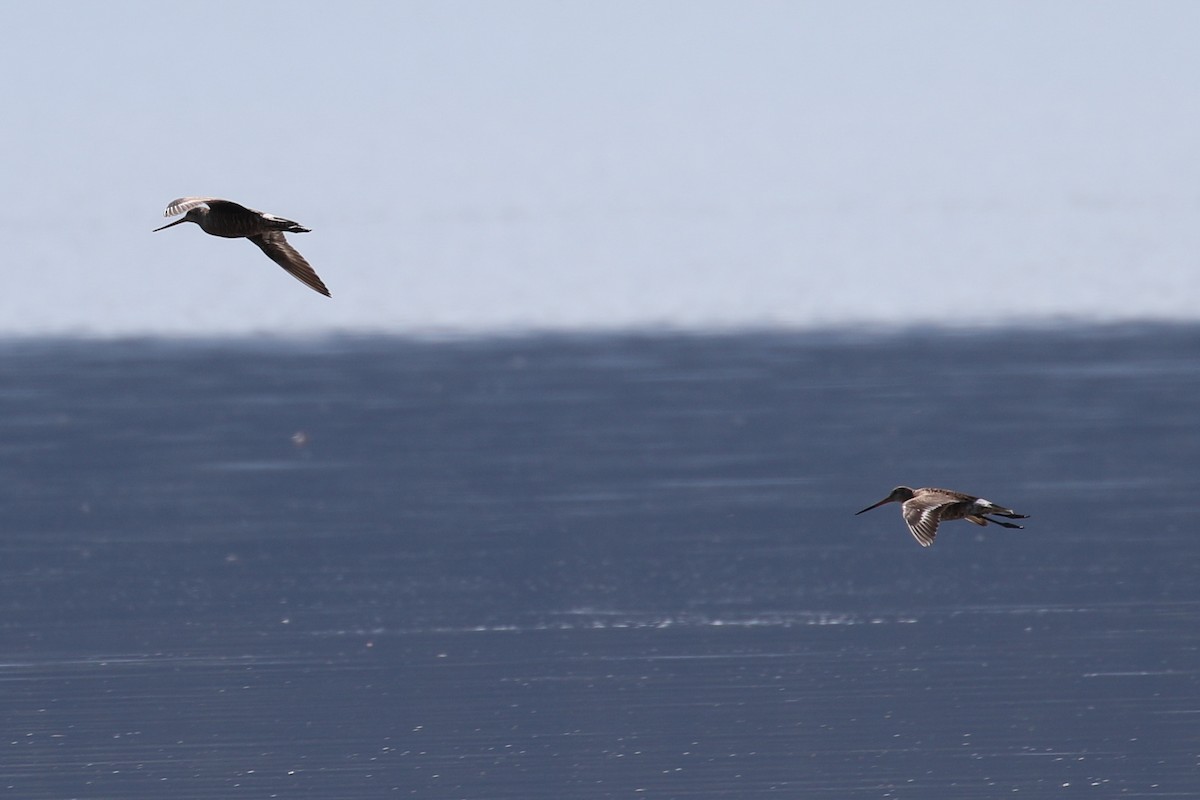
left=154, top=197, right=330, bottom=297
left=855, top=486, right=1028, bottom=547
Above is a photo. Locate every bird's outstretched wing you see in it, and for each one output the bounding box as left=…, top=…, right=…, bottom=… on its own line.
left=248, top=232, right=331, bottom=297
left=162, top=197, right=227, bottom=218
left=901, top=494, right=971, bottom=547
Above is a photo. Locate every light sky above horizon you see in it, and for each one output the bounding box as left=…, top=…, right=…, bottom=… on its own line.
left=3, top=1, right=1199, bottom=336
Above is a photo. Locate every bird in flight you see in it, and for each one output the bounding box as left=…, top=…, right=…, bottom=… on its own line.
left=154, top=197, right=331, bottom=297
left=855, top=486, right=1028, bottom=547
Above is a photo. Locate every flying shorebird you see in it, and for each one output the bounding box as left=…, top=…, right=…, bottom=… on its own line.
left=855, top=486, right=1028, bottom=547
left=153, top=197, right=331, bottom=297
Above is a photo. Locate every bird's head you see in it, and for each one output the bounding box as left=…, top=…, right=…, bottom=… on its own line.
left=855, top=486, right=916, bottom=515
left=153, top=206, right=207, bottom=232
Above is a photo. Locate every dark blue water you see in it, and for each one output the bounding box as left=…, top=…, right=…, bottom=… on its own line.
left=2, top=326, right=1198, bottom=798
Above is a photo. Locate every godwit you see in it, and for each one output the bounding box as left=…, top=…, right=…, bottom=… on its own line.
left=855, top=486, right=1028, bottom=547
left=154, top=197, right=330, bottom=297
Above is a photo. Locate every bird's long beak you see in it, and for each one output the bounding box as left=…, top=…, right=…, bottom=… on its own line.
left=855, top=497, right=892, bottom=515
left=152, top=218, right=188, bottom=232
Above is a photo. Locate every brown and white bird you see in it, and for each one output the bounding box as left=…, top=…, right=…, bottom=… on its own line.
left=855, top=486, right=1028, bottom=547
left=154, top=197, right=330, bottom=297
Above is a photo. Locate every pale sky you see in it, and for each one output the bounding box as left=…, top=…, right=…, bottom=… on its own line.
left=3, top=1, right=1199, bottom=335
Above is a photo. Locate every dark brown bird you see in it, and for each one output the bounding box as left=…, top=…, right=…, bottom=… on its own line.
left=855, top=486, right=1028, bottom=547
left=154, top=197, right=330, bottom=297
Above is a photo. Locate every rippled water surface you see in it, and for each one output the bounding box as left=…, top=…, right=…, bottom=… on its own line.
left=2, top=327, right=1198, bottom=798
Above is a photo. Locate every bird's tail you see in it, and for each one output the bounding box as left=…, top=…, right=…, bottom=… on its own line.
left=262, top=213, right=311, bottom=234
left=977, top=500, right=1028, bottom=520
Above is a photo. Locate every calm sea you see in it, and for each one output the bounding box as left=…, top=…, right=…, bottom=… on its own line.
left=2, top=325, right=1198, bottom=798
